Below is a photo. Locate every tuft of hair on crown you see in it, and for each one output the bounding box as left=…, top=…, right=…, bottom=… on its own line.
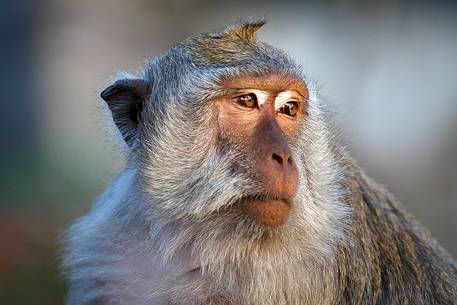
left=181, top=17, right=270, bottom=65
left=222, top=17, right=267, bottom=42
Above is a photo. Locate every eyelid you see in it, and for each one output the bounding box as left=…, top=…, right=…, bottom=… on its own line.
left=278, top=100, right=299, bottom=109
left=275, top=97, right=301, bottom=110
left=230, top=89, right=270, bottom=105
left=233, top=92, right=253, bottom=98
left=231, top=93, right=256, bottom=103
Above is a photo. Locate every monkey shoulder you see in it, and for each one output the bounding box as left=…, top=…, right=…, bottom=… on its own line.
left=337, top=166, right=457, bottom=305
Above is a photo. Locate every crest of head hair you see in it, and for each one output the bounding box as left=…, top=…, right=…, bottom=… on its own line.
left=224, top=17, right=267, bottom=42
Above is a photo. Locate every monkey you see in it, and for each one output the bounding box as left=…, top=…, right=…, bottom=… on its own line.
left=61, top=19, right=457, bottom=305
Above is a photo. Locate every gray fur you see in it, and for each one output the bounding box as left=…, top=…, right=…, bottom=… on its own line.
left=62, top=20, right=456, bottom=305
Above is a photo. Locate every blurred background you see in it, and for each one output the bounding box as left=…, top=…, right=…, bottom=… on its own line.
left=1, top=0, right=456, bottom=304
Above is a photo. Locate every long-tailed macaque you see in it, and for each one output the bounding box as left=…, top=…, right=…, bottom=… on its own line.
left=62, top=20, right=457, bottom=305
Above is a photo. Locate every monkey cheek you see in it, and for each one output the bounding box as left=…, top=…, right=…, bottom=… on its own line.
left=244, top=199, right=290, bottom=226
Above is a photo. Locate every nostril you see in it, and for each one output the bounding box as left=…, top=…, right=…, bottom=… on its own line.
left=287, top=157, right=293, bottom=165
left=272, top=153, right=283, bottom=165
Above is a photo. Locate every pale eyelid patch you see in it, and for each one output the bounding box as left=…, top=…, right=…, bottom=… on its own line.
left=237, top=89, right=301, bottom=109
left=274, top=91, right=301, bottom=109
left=236, top=89, right=270, bottom=106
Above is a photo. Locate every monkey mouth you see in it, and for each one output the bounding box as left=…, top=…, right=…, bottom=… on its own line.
left=238, top=194, right=291, bottom=226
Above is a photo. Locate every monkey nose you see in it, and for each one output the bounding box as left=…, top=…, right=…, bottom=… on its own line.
left=256, top=151, right=298, bottom=199
left=271, top=148, right=295, bottom=176
left=271, top=150, right=294, bottom=168
left=252, top=117, right=299, bottom=198
left=271, top=147, right=298, bottom=185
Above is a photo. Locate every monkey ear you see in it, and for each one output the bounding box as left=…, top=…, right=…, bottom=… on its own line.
left=100, top=78, right=152, bottom=147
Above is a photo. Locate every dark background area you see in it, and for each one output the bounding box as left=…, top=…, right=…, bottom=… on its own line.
left=0, top=1, right=456, bottom=304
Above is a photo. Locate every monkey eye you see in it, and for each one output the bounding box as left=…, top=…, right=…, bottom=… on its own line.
left=233, top=93, right=258, bottom=108
left=279, top=101, right=299, bottom=116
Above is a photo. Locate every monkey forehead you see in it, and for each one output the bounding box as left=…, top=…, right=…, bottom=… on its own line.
left=220, top=73, right=309, bottom=99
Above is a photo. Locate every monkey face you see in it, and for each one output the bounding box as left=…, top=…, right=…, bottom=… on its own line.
left=133, top=67, right=348, bottom=244
left=134, top=72, right=307, bottom=224
left=213, top=73, right=309, bottom=226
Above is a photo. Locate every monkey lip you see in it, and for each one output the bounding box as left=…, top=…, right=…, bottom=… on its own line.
left=240, top=195, right=291, bottom=226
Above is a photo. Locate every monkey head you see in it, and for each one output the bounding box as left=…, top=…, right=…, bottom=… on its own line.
left=100, top=19, right=351, bottom=303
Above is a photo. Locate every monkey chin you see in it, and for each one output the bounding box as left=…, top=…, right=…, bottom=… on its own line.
left=241, top=196, right=291, bottom=226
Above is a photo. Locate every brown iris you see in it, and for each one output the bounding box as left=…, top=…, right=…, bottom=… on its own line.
left=234, top=93, right=257, bottom=108
left=280, top=101, right=298, bottom=116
